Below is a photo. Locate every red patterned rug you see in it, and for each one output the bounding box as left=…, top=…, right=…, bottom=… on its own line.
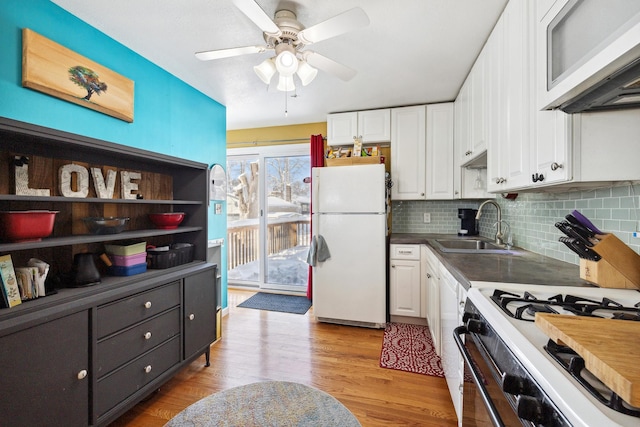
left=379, top=322, right=444, bottom=377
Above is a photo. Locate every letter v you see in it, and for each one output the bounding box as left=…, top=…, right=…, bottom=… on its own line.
left=91, top=168, right=116, bottom=199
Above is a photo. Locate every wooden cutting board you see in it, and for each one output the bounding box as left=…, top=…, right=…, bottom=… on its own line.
left=535, top=313, right=640, bottom=407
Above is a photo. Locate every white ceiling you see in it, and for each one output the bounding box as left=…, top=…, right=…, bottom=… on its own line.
left=51, top=0, right=507, bottom=130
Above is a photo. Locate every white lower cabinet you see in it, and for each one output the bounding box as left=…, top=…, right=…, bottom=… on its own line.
left=389, top=245, right=422, bottom=317
left=439, top=263, right=464, bottom=423
left=390, top=242, right=469, bottom=424
left=423, top=245, right=440, bottom=355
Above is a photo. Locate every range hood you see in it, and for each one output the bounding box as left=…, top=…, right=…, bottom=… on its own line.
left=558, top=56, right=640, bottom=114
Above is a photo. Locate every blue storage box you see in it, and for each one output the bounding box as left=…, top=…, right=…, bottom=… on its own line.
left=108, top=263, right=147, bottom=276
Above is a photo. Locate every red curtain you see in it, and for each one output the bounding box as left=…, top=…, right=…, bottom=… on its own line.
left=308, top=134, right=324, bottom=300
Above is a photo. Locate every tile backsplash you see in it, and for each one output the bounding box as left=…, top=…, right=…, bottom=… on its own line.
left=391, top=183, right=640, bottom=265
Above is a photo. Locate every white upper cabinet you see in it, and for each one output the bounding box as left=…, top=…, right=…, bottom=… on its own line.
left=529, top=0, right=573, bottom=187
left=458, top=52, right=488, bottom=166
left=469, top=49, right=488, bottom=159
left=425, top=103, right=454, bottom=200
left=487, top=0, right=531, bottom=193
left=531, top=109, right=573, bottom=186
left=327, top=112, right=357, bottom=146
left=391, top=105, right=426, bottom=200
left=455, top=79, right=471, bottom=166
left=327, top=109, right=391, bottom=146
left=391, top=104, right=456, bottom=201
left=458, top=0, right=639, bottom=193
left=358, top=109, right=391, bottom=143
left=503, top=0, right=530, bottom=190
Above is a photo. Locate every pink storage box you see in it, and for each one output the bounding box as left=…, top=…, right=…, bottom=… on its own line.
left=110, top=252, right=147, bottom=267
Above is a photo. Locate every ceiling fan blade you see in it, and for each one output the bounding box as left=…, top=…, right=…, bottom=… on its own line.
left=232, top=0, right=281, bottom=37
left=304, top=51, right=357, bottom=81
left=298, top=7, right=369, bottom=45
left=195, top=45, right=268, bottom=61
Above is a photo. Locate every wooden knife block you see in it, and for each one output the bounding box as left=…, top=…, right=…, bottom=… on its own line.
left=579, top=234, right=640, bottom=289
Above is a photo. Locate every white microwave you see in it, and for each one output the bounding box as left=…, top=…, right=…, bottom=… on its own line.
left=538, top=0, right=640, bottom=112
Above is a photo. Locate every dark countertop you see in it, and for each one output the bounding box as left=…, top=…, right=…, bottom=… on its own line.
left=390, top=233, right=588, bottom=291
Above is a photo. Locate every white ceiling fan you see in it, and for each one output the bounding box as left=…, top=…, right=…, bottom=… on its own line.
left=195, top=0, right=370, bottom=92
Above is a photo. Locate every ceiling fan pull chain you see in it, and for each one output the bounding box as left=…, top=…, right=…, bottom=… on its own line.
left=284, top=89, right=288, bottom=117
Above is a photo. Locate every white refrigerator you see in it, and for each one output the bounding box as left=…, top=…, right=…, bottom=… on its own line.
left=311, top=163, right=387, bottom=328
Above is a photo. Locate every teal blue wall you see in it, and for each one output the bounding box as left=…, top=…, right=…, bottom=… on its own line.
left=0, top=0, right=228, bottom=307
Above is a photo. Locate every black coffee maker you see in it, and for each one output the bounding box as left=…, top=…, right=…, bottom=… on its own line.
left=458, top=208, right=478, bottom=236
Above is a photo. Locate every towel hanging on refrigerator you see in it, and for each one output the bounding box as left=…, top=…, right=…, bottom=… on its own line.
left=306, top=235, right=331, bottom=266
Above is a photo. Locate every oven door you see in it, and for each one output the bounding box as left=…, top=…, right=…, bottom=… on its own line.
left=455, top=326, right=526, bottom=427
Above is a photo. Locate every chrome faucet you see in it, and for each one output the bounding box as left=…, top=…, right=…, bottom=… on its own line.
left=495, top=220, right=512, bottom=249
left=476, top=200, right=504, bottom=245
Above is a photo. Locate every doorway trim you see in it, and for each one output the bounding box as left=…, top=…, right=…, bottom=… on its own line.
left=227, top=143, right=310, bottom=294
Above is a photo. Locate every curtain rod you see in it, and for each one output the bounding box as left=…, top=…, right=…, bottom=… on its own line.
left=227, top=137, right=325, bottom=146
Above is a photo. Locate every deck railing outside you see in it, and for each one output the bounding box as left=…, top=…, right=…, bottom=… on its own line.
left=227, top=217, right=310, bottom=270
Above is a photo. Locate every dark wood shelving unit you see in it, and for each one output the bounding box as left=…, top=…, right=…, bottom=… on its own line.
left=0, top=117, right=219, bottom=426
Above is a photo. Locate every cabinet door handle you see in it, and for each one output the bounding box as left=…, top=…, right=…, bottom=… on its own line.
left=465, top=150, right=472, bottom=156
left=550, top=162, right=563, bottom=171
left=144, top=332, right=152, bottom=340
left=144, top=365, right=152, bottom=374
left=77, top=370, right=88, bottom=380
left=188, top=313, right=195, bottom=321
left=426, top=273, right=431, bottom=278
left=144, top=301, right=152, bottom=309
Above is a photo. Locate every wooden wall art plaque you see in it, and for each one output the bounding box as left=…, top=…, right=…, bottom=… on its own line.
left=22, top=28, right=135, bottom=122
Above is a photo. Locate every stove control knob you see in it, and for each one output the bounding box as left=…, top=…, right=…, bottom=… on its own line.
left=501, top=373, right=533, bottom=396
left=516, top=395, right=547, bottom=424
left=465, top=319, right=486, bottom=335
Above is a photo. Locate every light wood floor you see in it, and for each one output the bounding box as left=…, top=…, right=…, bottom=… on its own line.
left=109, top=289, right=457, bottom=426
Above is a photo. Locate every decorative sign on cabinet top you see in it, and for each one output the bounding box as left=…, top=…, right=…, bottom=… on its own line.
left=22, top=29, right=135, bottom=123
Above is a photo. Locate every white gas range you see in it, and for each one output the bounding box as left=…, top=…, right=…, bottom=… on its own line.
left=459, top=281, right=640, bottom=427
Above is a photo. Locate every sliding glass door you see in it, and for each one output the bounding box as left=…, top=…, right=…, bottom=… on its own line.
left=227, top=144, right=310, bottom=293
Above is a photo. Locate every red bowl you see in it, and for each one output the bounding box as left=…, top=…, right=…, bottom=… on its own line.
left=0, top=210, right=58, bottom=242
left=148, top=212, right=185, bottom=229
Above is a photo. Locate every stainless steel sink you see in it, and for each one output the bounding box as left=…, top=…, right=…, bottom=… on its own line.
left=432, top=239, right=513, bottom=254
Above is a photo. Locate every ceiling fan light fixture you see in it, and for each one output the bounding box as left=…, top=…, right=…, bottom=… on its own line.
left=276, top=74, right=295, bottom=92
left=253, top=58, right=276, bottom=84
left=275, top=50, right=298, bottom=77
left=296, top=60, right=318, bottom=86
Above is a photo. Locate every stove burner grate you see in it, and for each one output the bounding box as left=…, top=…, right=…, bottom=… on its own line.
left=490, top=289, right=640, bottom=322
left=544, top=340, right=640, bottom=418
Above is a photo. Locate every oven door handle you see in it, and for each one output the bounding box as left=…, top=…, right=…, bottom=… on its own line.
left=454, top=326, right=506, bottom=427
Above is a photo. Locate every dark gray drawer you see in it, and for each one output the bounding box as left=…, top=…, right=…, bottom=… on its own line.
left=97, top=281, right=180, bottom=339
left=96, top=307, right=180, bottom=378
left=95, top=336, right=180, bottom=418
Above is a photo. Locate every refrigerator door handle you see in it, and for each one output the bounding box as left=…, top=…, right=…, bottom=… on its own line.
left=312, top=172, right=319, bottom=208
